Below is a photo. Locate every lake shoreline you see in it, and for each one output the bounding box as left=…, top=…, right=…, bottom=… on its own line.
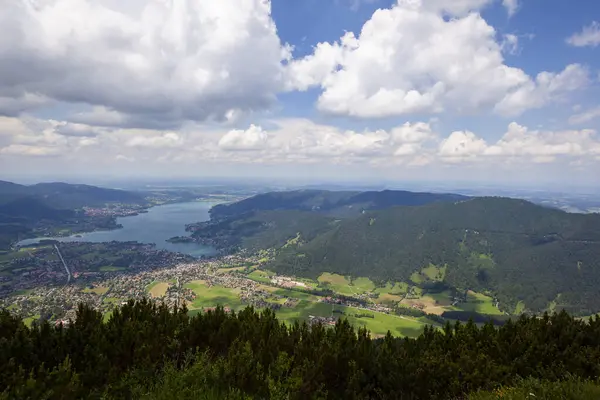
left=15, top=201, right=219, bottom=258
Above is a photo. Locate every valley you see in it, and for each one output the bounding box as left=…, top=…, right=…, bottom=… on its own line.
left=2, top=183, right=600, bottom=338
left=1, top=240, right=509, bottom=337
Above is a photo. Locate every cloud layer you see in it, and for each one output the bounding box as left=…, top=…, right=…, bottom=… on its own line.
left=2, top=116, right=598, bottom=169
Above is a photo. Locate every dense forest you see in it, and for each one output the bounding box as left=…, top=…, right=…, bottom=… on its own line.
left=2, top=300, right=600, bottom=399
left=273, top=197, right=600, bottom=314
left=189, top=191, right=600, bottom=315
left=208, top=189, right=467, bottom=220
left=189, top=189, right=468, bottom=253
left=0, top=181, right=146, bottom=209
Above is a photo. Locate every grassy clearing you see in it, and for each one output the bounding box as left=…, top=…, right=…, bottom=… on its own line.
left=273, top=288, right=319, bottom=302
left=184, top=281, right=243, bottom=310
left=342, top=306, right=429, bottom=338
left=103, top=311, right=113, bottom=322
left=149, top=282, right=170, bottom=298
left=514, top=301, right=525, bottom=314
left=275, top=300, right=428, bottom=338
left=256, top=284, right=278, bottom=293
left=457, top=291, right=503, bottom=315
left=373, top=282, right=410, bottom=305
left=275, top=300, right=335, bottom=322
left=82, top=286, right=109, bottom=295
left=397, top=290, right=456, bottom=315
left=351, top=277, right=375, bottom=292
left=411, top=264, right=446, bottom=284
left=103, top=297, right=120, bottom=304
left=23, top=314, right=40, bottom=327
left=469, top=252, right=495, bottom=270
left=376, top=293, right=404, bottom=305
left=100, top=266, right=125, bottom=272
left=421, top=264, right=446, bottom=281
left=317, top=273, right=357, bottom=296
left=428, top=290, right=454, bottom=305
left=410, top=271, right=424, bottom=284
left=247, top=269, right=272, bottom=284
left=216, top=266, right=246, bottom=274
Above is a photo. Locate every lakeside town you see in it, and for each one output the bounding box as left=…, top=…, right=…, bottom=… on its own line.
left=0, top=242, right=400, bottom=328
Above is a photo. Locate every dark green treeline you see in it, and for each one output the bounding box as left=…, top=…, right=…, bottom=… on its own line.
left=2, top=300, right=600, bottom=399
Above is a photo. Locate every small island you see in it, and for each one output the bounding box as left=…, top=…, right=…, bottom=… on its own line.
left=166, top=236, right=196, bottom=243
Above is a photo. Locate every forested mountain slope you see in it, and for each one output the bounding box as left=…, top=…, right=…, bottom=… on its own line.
left=209, top=189, right=467, bottom=220
left=0, top=180, right=147, bottom=249
left=191, top=189, right=467, bottom=252
left=0, top=181, right=146, bottom=208
left=271, top=197, right=600, bottom=314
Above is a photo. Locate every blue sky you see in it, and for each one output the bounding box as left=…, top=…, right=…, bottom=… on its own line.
left=0, top=0, right=599, bottom=188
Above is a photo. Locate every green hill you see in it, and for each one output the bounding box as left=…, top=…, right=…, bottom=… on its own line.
left=190, top=189, right=467, bottom=252
left=208, top=189, right=467, bottom=220
left=271, top=197, right=600, bottom=315
left=193, top=191, right=600, bottom=316
left=0, top=181, right=146, bottom=208
left=0, top=180, right=147, bottom=249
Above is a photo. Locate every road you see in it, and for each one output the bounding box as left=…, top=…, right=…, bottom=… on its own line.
left=54, top=244, right=72, bottom=284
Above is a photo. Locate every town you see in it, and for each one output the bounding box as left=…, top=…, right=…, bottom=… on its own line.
left=0, top=242, right=407, bottom=330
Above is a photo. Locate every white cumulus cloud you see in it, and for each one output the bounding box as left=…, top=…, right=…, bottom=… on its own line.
left=569, top=106, right=600, bottom=125
left=286, top=1, right=587, bottom=118
left=218, top=125, right=269, bottom=151
left=437, top=122, right=600, bottom=164
left=567, top=22, right=600, bottom=47
left=0, top=0, right=290, bottom=125
left=126, top=132, right=182, bottom=148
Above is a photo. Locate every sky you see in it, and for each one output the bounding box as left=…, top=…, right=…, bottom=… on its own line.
left=1, top=0, right=600, bottom=188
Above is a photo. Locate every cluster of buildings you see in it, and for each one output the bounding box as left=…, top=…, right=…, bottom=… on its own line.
left=308, top=315, right=337, bottom=326
left=270, top=276, right=308, bottom=289
left=320, top=296, right=392, bottom=315
left=2, top=242, right=403, bottom=328
left=82, top=204, right=148, bottom=218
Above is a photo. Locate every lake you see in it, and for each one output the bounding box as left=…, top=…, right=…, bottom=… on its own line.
left=17, top=201, right=217, bottom=258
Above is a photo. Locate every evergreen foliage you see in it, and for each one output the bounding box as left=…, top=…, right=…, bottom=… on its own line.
left=271, top=197, right=600, bottom=314
left=3, top=300, right=600, bottom=399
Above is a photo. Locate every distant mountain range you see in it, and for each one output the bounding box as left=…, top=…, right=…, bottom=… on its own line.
left=0, top=180, right=146, bottom=209
left=192, top=189, right=600, bottom=316
left=0, top=180, right=147, bottom=249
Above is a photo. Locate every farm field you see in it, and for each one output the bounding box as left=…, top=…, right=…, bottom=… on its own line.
left=217, top=266, right=246, bottom=274
left=184, top=280, right=243, bottom=311
left=147, top=281, right=170, bottom=298
left=247, top=269, right=272, bottom=284
left=167, top=266, right=504, bottom=337
left=317, top=273, right=357, bottom=296
left=99, top=266, right=126, bottom=272
left=275, top=299, right=431, bottom=337
left=455, top=291, right=503, bottom=315
left=82, top=286, right=109, bottom=295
